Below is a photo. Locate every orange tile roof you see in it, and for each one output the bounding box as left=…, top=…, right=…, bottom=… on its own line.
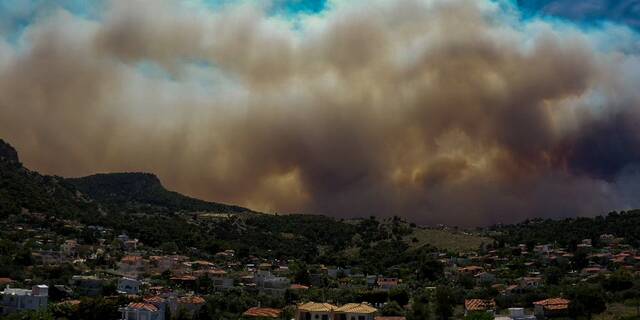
left=128, top=303, right=159, bottom=312
left=290, top=284, right=309, bottom=290
left=121, top=256, right=143, bottom=264
left=465, top=299, right=496, bottom=311
left=143, top=296, right=165, bottom=305
left=298, top=302, right=337, bottom=312
left=178, top=296, right=206, bottom=305
left=534, top=298, right=570, bottom=311
left=242, top=307, right=282, bottom=318
left=335, top=303, right=378, bottom=314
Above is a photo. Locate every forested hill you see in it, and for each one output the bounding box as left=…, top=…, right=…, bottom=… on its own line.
left=0, top=139, right=248, bottom=218
left=66, top=172, right=249, bottom=214
left=489, top=210, right=640, bottom=248
left=0, top=139, right=98, bottom=219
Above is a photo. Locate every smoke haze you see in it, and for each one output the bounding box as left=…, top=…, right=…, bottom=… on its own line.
left=1, top=0, right=640, bottom=226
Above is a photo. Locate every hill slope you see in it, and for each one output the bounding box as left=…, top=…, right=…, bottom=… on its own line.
left=0, top=139, right=97, bottom=219
left=66, top=172, right=249, bottom=214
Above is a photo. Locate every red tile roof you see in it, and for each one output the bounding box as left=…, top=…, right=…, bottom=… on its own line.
left=290, top=284, right=309, bottom=290
left=128, top=303, right=159, bottom=312
left=242, top=307, right=282, bottom=318
left=534, top=298, right=570, bottom=310
left=143, top=296, right=165, bottom=305
left=178, top=296, right=206, bottom=305
left=465, top=299, right=496, bottom=311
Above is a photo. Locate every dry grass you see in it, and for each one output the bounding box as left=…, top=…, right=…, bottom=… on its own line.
left=404, top=228, right=491, bottom=252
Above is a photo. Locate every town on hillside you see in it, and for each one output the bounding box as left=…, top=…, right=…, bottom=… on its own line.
left=1, top=210, right=640, bottom=320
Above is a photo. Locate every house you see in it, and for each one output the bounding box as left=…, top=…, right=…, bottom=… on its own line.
left=334, top=303, right=377, bottom=320
left=0, top=285, right=48, bottom=315
left=168, top=295, right=205, bottom=317
left=60, top=240, right=78, bottom=257
left=254, top=271, right=290, bottom=296
left=464, top=299, right=496, bottom=316
left=118, top=277, right=141, bottom=295
left=376, top=277, right=399, bottom=291
left=31, top=250, right=64, bottom=265
left=458, top=266, right=484, bottom=276
left=119, top=302, right=164, bottom=320
left=519, top=277, right=543, bottom=289
left=143, top=296, right=167, bottom=316
left=374, top=317, right=405, bottom=320
left=533, top=298, right=570, bottom=318
left=328, top=267, right=352, bottom=279
left=0, top=278, right=14, bottom=289
left=494, top=308, right=536, bottom=320
left=118, top=256, right=146, bottom=277
left=296, top=302, right=337, bottom=320
left=474, top=272, right=496, bottom=284
left=203, top=270, right=234, bottom=290
left=70, top=275, right=104, bottom=296
left=242, top=307, right=282, bottom=318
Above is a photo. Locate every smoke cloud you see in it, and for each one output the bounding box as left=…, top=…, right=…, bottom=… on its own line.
left=1, top=0, right=640, bottom=226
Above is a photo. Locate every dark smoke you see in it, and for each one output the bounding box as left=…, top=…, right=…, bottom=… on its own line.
left=1, top=0, right=640, bottom=226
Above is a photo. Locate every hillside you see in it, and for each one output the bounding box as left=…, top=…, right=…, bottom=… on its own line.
left=0, top=138, right=492, bottom=265
left=489, top=210, right=640, bottom=247
left=66, top=172, right=249, bottom=214
left=405, top=228, right=492, bottom=252
left=0, top=139, right=98, bottom=219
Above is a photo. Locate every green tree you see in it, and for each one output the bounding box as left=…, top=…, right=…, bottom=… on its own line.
left=434, top=286, right=456, bottom=320
left=464, top=312, right=493, bottom=320
left=389, top=287, right=410, bottom=306
left=2, top=309, right=54, bottom=320
left=603, top=270, right=633, bottom=292
left=381, top=301, right=405, bottom=316
left=569, top=285, right=607, bottom=320
left=408, top=291, right=432, bottom=320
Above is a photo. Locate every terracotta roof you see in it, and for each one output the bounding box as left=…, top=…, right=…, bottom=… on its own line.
left=143, top=296, right=165, bottom=305
left=298, top=302, right=338, bottom=312
left=178, top=296, right=206, bottom=305
left=533, top=298, right=570, bottom=309
left=335, top=303, right=378, bottom=314
left=0, top=278, right=14, bottom=285
left=128, top=303, right=159, bottom=312
left=242, top=307, right=282, bottom=318
left=121, top=256, right=143, bottom=264
left=58, top=300, right=81, bottom=306
left=290, top=284, right=309, bottom=290
left=465, top=299, right=496, bottom=311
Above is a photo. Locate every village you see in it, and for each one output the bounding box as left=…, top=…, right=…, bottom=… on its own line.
left=1, top=211, right=639, bottom=320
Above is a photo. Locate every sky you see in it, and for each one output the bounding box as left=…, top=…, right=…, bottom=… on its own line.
left=0, top=0, right=640, bottom=226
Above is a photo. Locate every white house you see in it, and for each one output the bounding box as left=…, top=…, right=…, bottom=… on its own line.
left=495, top=308, right=536, bottom=320
left=254, top=270, right=290, bottom=296
left=119, top=302, right=164, bottom=320
left=118, top=277, right=141, bottom=295
left=0, top=285, right=48, bottom=315
left=334, top=303, right=377, bottom=320
left=297, top=302, right=336, bottom=320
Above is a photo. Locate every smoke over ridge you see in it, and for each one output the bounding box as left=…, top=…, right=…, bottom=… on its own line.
left=1, top=0, right=640, bottom=225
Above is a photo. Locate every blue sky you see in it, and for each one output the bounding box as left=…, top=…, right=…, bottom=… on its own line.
left=518, top=0, right=640, bottom=28
left=0, top=0, right=637, bottom=37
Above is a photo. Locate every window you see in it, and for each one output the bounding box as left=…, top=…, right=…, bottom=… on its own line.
left=322, top=315, right=328, bottom=320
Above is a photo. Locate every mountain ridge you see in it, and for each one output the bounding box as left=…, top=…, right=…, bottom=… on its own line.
left=0, top=139, right=250, bottom=217
left=66, top=172, right=250, bottom=214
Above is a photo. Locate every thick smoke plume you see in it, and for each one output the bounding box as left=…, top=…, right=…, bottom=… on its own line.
left=1, top=0, right=640, bottom=225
